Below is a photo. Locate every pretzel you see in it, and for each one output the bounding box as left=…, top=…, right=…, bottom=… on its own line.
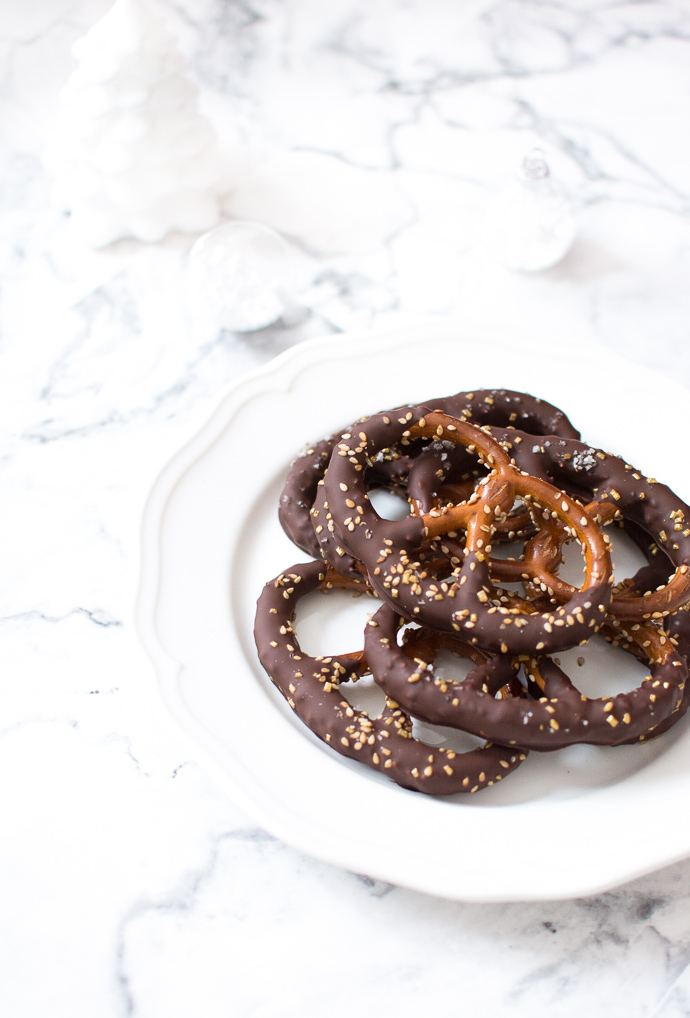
left=254, top=386, right=690, bottom=798
left=515, top=535, right=690, bottom=746
left=279, top=432, right=411, bottom=566
left=612, top=519, right=676, bottom=603
left=321, top=407, right=613, bottom=654
left=405, top=388, right=578, bottom=543
left=254, top=559, right=527, bottom=793
left=410, top=427, right=690, bottom=625
left=278, top=390, right=580, bottom=568
left=426, top=388, right=581, bottom=440
left=485, top=433, right=690, bottom=621
left=598, top=550, right=690, bottom=743
left=365, top=599, right=687, bottom=749
left=406, top=440, right=534, bottom=541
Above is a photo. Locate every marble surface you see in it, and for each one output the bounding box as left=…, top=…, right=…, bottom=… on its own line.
left=3, top=1, right=690, bottom=1015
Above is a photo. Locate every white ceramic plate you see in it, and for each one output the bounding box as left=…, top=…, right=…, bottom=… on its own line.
left=136, top=320, right=690, bottom=902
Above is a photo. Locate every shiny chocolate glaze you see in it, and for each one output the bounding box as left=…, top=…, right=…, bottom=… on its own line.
left=253, top=560, right=527, bottom=794
left=256, top=387, right=690, bottom=789
left=484, top=428, right=690, bottom=620
left=365, top=600, right=687, bottom=750
left=278, top=389, right=579, bottom=568
left=322, top=406, right=612, bottom=655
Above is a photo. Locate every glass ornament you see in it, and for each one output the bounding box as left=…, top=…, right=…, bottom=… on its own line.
left=187, top=221, right=293, bottom=334
left=484, top=149, right=576, bottom=272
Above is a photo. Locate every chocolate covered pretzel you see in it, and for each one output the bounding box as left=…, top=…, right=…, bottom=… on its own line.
left=254, top=560, right=527, bottom=793
left=364, top=599, right=687, bottom=750
left=321, top=408, right=613, bottom=655
left=409, top=427, right=690, bottom=622
left=255, top=386, right=690, bottom=795
left=279, top=390, right=580, bottom=568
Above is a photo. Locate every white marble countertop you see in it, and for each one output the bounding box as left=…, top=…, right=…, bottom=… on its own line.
left=3, top=1, right=690, bottom=1015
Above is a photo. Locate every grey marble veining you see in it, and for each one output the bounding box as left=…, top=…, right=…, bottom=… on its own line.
left=2, top=1, right=690, bottom=1016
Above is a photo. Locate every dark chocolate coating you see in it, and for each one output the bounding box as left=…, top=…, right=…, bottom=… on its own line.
left=253, top=560, right=527, bottom=794
left=257, top=387, right=690, bottom=792
left=279, top=434, right=335, bottom=560
left=431, top=389, right=581, bottom=439
left=279, top=431, right=411, bottom=571
left=489, top=430, right=690, bottom=619
left=607, top=551, right=690, bottom=744
left=322, top=406, right=612, bottom=655
left=309, top=453, right=414, bottom=578
left=669, top=607, right=690, bottom=660
left=616, top=519, right=674, bottom=599
left=278, top=389, right=580, bottom=569
left=406, top=441, right=480, bottom=509
left=365, top=601, right=687, bottom=750
left=518, top=525, right=690, bottom=747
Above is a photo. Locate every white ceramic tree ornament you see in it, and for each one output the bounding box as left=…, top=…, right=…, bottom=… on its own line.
left=46, top=0, right=223, bottom=247
left=484, top=149, right=576, bottom=271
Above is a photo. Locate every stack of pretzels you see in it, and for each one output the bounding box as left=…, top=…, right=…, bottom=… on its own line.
left=254, top=390, right=690, bottom=795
